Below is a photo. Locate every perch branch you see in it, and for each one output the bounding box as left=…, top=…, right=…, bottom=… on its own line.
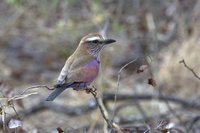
left=87, top=87, right=110, bottom=126
left=86, top=87, right=122, bottom=132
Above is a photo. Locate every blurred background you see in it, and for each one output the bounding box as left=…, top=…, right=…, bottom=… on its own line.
left=0, top=0, right=200, bottom=132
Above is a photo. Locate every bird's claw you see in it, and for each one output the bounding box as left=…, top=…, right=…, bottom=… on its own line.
left=85, top=87, right=97, bottom=96
left=73, top=88, right=79, bottom=91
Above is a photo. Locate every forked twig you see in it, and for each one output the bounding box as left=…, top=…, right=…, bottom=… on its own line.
left=0, top=84, right=53, bottom=131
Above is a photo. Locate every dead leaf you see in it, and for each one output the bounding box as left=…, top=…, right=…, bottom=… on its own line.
left=148, top=78, right=157, bottom=87
left=57, top=127, right=64, bottom=133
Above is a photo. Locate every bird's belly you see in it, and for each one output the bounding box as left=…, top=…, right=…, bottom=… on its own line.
left=83, top=59, right=99, bottom=82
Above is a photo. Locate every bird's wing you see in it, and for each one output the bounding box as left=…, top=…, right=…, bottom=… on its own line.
left=56, top=51, right=90, bottom=84
left=56, top=56, right=72, bottom=84
left=57, top=52, right=99, bottom=85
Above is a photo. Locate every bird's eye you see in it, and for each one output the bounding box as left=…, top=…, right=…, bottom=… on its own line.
left=92, top=40, right=99, bottom=43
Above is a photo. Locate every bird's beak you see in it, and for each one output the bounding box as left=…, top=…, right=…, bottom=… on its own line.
left=102, top=39, right=116, bottom=45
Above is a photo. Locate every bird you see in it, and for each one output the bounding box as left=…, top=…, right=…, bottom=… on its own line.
left=46, top=33, right=116, bottom=101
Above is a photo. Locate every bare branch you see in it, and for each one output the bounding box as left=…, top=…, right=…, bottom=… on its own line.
left=87, top=86, right=143, bottom=132
left=20, top=85, right=53, bottom=95
left=180, top=59, right=200, bottom=80
left=85, top=87, right=122, bottom=132
left=86, top=87, right=110, bottom=126
left=103, top=93, right=200, bottom=109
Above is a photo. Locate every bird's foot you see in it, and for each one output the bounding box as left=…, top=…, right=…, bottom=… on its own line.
left=85, top=86, right=97, bottom=96
left=73, top=88, right=79, bottom=91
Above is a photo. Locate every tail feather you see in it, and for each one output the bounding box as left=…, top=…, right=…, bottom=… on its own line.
left=46, top=82, right=85, bottom=101
left=46, top=83, right=74, bottom=101
left=46, top=87, right=67, bottom=101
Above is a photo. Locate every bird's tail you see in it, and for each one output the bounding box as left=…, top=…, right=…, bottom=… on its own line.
left=46, top=83, right=73, bottom=101
left=46, top=87, right=66, bottom=101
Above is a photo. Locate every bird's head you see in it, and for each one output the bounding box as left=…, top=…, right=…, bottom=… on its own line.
left=79, top=33, right=116, bottom=58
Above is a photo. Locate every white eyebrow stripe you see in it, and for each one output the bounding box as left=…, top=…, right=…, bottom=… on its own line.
left=86, top=36, right=100, bottom=41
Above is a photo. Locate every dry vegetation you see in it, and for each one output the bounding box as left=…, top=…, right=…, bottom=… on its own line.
left=0, top=0, right=200, bottom=132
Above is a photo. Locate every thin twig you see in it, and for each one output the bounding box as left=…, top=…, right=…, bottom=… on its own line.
left=20, top=85, right=53, bottom=95
left=111, top=58, right=138, bottom=122
left=11, top=102, right=19, bottom=118
left=2, top=106, right=6, bottom=132
left=162, top=94, right=183, bottom=122
left=134, top=102, right=148, bottom=123
left=186, top=116, right=200, bottom=132
left=0, top=84, right=53, bottom=131
left=180, top=59, right=200, bottom=80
